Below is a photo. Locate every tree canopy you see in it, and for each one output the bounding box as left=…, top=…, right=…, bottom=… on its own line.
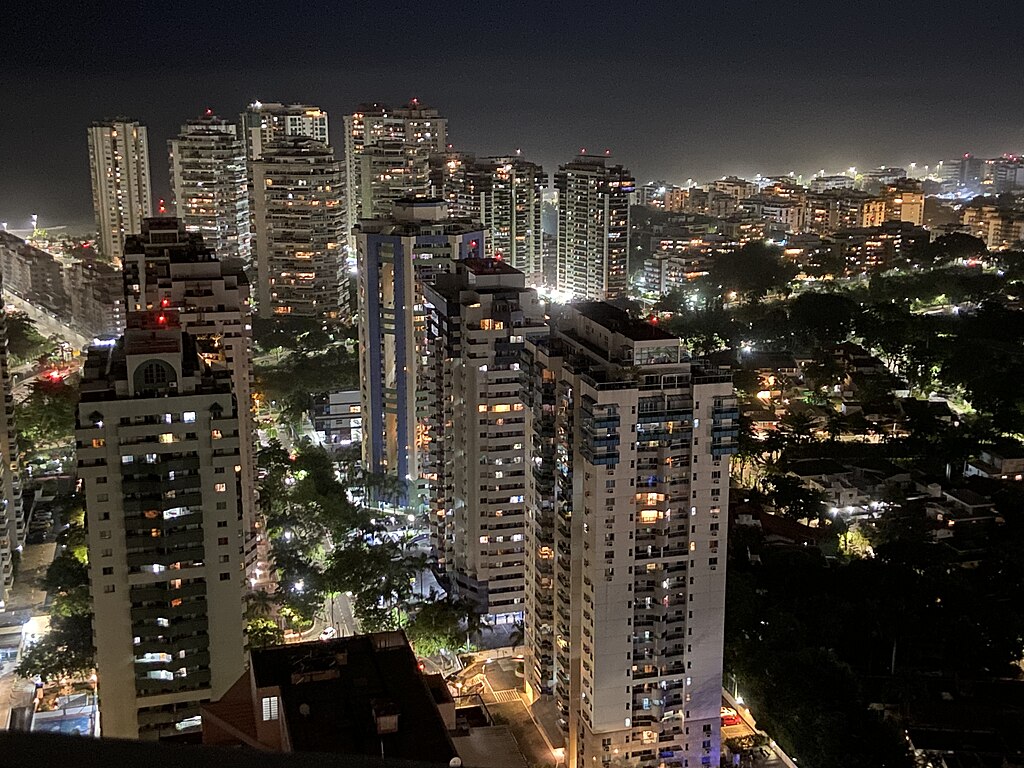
left=706, top=242, right=798, bottom=302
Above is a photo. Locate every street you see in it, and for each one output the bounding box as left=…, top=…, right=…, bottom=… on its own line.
left=453, top=655, right=564, bottom=768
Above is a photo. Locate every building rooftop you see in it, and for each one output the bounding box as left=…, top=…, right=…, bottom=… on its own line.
left=572, top=302, right=675, bottom=342
left=232, top=633, right=458, bottom=764
left=0, top=732, right=439, bottom=768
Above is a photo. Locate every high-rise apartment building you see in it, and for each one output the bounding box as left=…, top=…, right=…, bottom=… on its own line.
left=522, top=303, right=737, bottom=768
left=239, top=101, right=329, bottom=161
left=355, top=198, right=484, bottom=491
left=555, top=157, right=634, bottom=301
left=168, top=114, right=251, bottom=265
left=421, top=259, right=547, bottom=621
left=880, top=179, right=925, bottom=226
left=77, top=310, right=246, bottom=739
left=121, top=218, right=256, bottom=547
left=250, top=137, right=345, bottom=318
left=0, top=266, right=23, bottom=607
left=445, top=156, right=547, bottom=282
left=344, top=101, right=448, bottom=249
left=87, top=120, right=153, bottom=261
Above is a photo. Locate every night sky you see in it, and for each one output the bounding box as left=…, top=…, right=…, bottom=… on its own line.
left=2, top=0, right=1022, bottom=232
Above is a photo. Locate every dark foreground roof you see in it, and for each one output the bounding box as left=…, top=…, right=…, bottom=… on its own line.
left=0, top=731, right=442, bottom=768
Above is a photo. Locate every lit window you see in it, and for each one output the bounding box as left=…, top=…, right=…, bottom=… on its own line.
left=159, top=433, right=175, bottom=444
left=183, top=412, right=196, bottom=423
left=211, top=429, right=223, bottom=440
left=262, top=696, right=280, bottom=721
left=91, top=438, right=105, bottom=448
left=479, top=536, right=489, bottom=544
left=493, top=404, right=511, bottom=413
left=478, top=405, right=488, bottom=413
left=215, top=483, right=227, bottom=492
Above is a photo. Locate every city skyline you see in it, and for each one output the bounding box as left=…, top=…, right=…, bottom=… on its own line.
left=2, top=1, right=1023, bottom=229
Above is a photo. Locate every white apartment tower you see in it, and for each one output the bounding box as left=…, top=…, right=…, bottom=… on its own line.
left=0, top=266, right=23, bottom=606
left=168, top=114, right=251, bottom=265
left=355, top=198, right=484, bottom=495
left=239, top=101, right=329, bottom=161
left=344, top=101, right=448, bottom=250
left=121, top=218, right=257, bottom=554
left=77, top=310, right=246, bottom=739
left=422, top=259, right=547, bottom=621
left=250, top=137, right=346, bottom=318
left=522, top=303, right=737, bottom=768
left=88, top=119, right=153, bottom=261
left=437, top=155, right=547, bottom=283
left=555, top=156, right=634, bottom=301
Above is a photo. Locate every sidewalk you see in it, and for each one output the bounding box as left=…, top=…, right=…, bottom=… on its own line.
left=0, top=541, right=57, bottom=729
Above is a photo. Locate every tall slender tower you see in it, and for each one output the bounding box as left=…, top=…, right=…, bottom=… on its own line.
left=344, top=101, right=448, bottom=250
left=87, top=120, right=153, bottom=261
left=239, top=101, right=329, bottom=162
left=168, top=114, right=251, bottom=266
left=422, top=259, right=547, bottom=621
left=523, top=303, right=737, bottom=768
left=555, top=156, right=634, bottom=300
left=355, top=198, right=483, bottom=496
left=250, top=137, right=345, bottom=318
left=0, top=264, right=23, bottom=607
left=437, top=155, right=547, bottom=283
left=77, top=309, right=246, bottom=739
left=121, top=218, right=256, bottom=552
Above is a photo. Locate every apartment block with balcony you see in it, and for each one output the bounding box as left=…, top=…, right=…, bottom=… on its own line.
left=250, top=137, right=345, bottom=318
left=121, top=218, right=257, bottom=559
left=76, top=310, right=246, bottom=739
left=421, top=259, right=547, bottom=621
left=355, top=198, right=484, bottom=493
left=555, top=157, right=634, bottom=301
left=523, top=303, right=737, bottom=768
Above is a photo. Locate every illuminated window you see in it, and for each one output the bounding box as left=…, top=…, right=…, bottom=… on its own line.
left=159, top=433, right=175, bottom=444
left=493, top=404, right=511, bottom=413
left=478, top=405, right=488, bottom=413
left=211, top=429, right=223, bottom=440
left=91, top=438, right=105, bottom=448
left=639, top=510, right=659, bottom=524
left=262, top=696, right=279, bottom=721
left=215, top=483, right=227, bottom=493
left=183, top=411, right=196, bottom=423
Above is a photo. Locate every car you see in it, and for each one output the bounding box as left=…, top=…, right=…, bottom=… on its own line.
left=721, top=706, right=742, bottom=726
left=318, top=626, right=338, bottom=641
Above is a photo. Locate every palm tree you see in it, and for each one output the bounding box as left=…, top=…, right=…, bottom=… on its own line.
left=509, top=619, right=526, bottom=648
left=244, top=589, right=279, bottom=620
left=779, top=410, right=817, bottom=445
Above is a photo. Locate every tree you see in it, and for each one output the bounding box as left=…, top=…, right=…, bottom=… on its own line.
left=778, top=410, right=817, bottom=445
left=919, top=231, right=987, bottom=267
left=246, top=618, right=284, bottom=650
left=706, top=242, right=798, bottom=303
left=762, top=473, right=828, bottom=523
left=5, top=312, right=49, bottom=362
left=789, top=292, right=857, bottom=346
left=244, top=589, right=279, bottom=619
left=405, top=599, right=467, bottom=657
left=42, top=550, right=88, bottom=594
left=17, top=377, right=78, bottom=450
left=16, top=613, right=94, bottom=683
